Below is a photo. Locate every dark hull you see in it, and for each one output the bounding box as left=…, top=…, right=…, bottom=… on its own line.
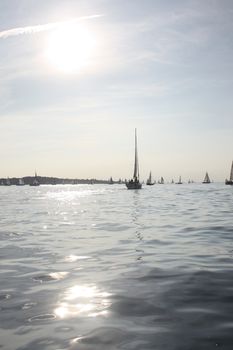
left=202, top=181, right=210, bottom=184
left=225, top=180, right=233, bottom=185
left=126, top=181, right=142, bottom=189
left=146, top=182, right=154, bottom=186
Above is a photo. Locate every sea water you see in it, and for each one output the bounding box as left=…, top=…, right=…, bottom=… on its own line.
left=0, top=183, right=233, bottom=350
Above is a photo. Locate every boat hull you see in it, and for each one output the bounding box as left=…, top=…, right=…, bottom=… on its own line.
left=225, top=180, right=233, bottom=185
left=126, top=181, right=142, bottom=189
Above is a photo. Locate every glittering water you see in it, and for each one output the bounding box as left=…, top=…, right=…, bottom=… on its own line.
left=1, top=183, right=233, bottom=350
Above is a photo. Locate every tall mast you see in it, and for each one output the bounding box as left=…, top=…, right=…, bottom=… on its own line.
left=230, top=161, right=233, bottom=181
left=133, top=128, right=139, bottom=179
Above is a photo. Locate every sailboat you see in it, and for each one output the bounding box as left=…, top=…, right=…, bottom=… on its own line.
left=126, top=129, right=142, bottom=189
left=5, top=177, right=11, bottom=186
left=30, top=172, right=40, bottom=186
left=146, top=171, right=154, bottom=185
left=158, top=176, right=164, bottom=184
left=16, top=178, right=25, bottom=186
left=109, top=176, right=114, bottom=184
left=176, top=176, right=182, bottom=184
left=202, top=172, right=211, bottom=184
left=225, top=161, right=233, bottom=185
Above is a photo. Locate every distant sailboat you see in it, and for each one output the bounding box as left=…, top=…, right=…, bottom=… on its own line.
left=30, top=172, right=40, bottom=186
left=109, top=176, right=114, bottom=184
left=5, top=177, right=11, bottom=186
left=126, top=129, right=142, bottom=189
left=158, top=176, right=164, bottom=184
left=202, top=172, right=211, bottom=184
left=146, top=171, right=154, bottom=185
left=17, top=178, right=25, bottom=186
left=225, top=161, right=233, bottom=185
left=176, top=176, right=182, bottom=184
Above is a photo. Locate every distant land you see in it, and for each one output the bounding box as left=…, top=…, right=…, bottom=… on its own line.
left=0, top=176, right=124, bottom=186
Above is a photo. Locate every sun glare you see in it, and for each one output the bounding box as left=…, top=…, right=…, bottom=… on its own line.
left=45, top=22, right=97, bottom=73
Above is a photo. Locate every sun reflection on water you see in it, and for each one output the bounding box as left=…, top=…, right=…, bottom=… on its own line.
left=54, top=284, right=111, bottom=319
left=46, top=187, right=107, bottom=202
left=65, top=255, right=90, bottom=262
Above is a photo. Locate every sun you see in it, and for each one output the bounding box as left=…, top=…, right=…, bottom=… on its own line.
left=45, top=22, right=97, bottom=73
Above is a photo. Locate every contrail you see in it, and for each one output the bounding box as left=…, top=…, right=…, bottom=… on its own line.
left=0, top=14, right=103, bottom=39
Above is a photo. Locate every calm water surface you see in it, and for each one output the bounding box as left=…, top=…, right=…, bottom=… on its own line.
left=0, top=183, right=233, bottom=349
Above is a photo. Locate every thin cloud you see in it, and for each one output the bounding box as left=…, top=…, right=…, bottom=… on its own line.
left=0, top=14, right=103, bottom=39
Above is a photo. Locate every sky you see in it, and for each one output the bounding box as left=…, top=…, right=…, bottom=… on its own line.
left=0, top=0, right=233, bottom=182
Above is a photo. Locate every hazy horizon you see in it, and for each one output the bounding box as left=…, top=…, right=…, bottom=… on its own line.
left=0, top=0, right=233, bottom=181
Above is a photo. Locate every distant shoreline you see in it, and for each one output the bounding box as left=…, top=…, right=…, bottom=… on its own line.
left=0, top=176, right=124, bottom=185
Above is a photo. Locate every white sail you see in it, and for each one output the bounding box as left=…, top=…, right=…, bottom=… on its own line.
left=19, top=178, right=25, bottom=185
left=146, top=171, right=154, bottom=185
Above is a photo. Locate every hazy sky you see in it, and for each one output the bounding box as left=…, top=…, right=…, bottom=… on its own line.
left=0, top=0, right=233, bottom=181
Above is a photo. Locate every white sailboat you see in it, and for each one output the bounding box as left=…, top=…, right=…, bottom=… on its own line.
left=202, top=172, right=211, bottom=184
left=126, top=129, right=142, bottom=189
left=146, top=171, right=154, bottom=185
left=17, top=178, right=25, bottom=186
left=225, top=161, right=233, bottom=185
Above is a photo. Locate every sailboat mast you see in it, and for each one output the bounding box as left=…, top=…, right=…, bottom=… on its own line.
left=133, top=128, right=139, bottom=179
left=230, top=161, right=233, bottom=181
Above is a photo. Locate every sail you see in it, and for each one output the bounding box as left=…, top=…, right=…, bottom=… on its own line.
left=126, top=128, right=142, bottom=189
left=133, top=129, right=139, bottom=180
left=148, top=172, right=152, bottom=182
left=203, top=172, right=210, bottom=183
left=146, top=171, right=154, bottom=185
left=230, top=161, right=233, bottom=181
